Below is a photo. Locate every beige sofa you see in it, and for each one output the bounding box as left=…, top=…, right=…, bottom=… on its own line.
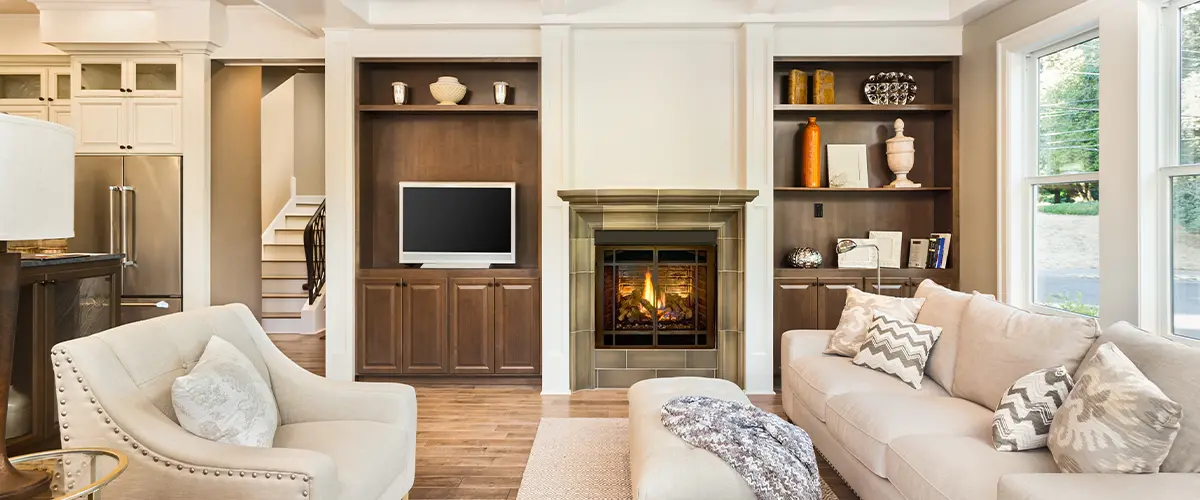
left=51, top=304, right=416, bottom=500
left=783, top=316, right=1200, bottom=500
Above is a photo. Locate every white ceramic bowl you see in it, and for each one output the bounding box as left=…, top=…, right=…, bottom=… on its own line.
left=429, top=76, right=467, bottom=105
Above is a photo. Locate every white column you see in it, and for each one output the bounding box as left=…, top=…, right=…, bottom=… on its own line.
left=178, top=46, right=215, bottom=311
left=541, top=25, right=572, bottom=395
left=324, top=29, right=356, bottom=381
left=742, top=23, right=775, bottom=395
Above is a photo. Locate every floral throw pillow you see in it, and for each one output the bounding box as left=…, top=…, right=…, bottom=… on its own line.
left=172, top=336, right=279, bottom=447
left=825, top=287, right=924, bottom=357
left=992, top=366, right=1074, bottom=451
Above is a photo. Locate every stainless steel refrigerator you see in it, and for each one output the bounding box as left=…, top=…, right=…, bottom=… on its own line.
left=69, top=156, right=183, bottom=324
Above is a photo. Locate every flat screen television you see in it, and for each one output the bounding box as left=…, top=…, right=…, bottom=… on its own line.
left=397, top=181, right=516, bottom=268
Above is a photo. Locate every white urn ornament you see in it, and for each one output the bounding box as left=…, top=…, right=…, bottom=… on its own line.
left=886, top=118, right=921, bottom=188
left=429, top=76, right=467, bottom=105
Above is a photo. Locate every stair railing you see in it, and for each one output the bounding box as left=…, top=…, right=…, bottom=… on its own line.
left=302, top=200, right=326, bottom=305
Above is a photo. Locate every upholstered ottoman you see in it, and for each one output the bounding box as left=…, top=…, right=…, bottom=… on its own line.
left=628, top=377, right=756, bottom=500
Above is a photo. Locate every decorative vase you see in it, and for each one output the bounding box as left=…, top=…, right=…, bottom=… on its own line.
left=429, top=76, right=467, bottom=105
left=886, top=118, right=921, bottom=188
left=801, top=117, right=821, bottom=188
left=391, top=82, right=409, bottom=105
left=493, top=82, right=510, bottom=105
left=785, top=247, right=822, bottom=268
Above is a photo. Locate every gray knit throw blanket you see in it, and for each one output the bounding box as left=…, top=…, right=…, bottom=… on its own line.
left=660, top=395, right=821, bottom=500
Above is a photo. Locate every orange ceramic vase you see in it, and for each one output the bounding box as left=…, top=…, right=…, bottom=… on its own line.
left=801, top=117, right=821, bottom=188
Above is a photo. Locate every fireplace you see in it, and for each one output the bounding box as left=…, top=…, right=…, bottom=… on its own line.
left=594, top=230, right=716, bottom=350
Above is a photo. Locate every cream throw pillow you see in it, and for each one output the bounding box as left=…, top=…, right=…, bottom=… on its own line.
left=172, top=336, right=279, bottom=447
left=1048, top=343, right=1182, bottom=473
left=825, top=287, right=924, bottom=357
left=914, top=279, right=993, bottom=391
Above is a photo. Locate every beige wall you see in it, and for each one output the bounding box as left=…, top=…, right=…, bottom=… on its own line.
left=211, top=65, right=263, bottom=318
left=959, top=0, right=1088, bottom=294
left=261, top=76, right=295, bottom=230
left=293, top=73, right=326, bottom=196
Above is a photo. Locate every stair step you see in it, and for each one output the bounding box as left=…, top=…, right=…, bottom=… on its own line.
left=262, top=314, right=307, bottom=334
left=263, top=275, right=306, bottom=280
left=263, top=312, right=301, bottom=319
left=264, top=292, right=307, bottom=298
left=262, top=276, right=307, bottom=294
left=283, top=215, right=310, bottom=229
left=289, top=205, right=319, bottom=217
left=263, top=260, right=306, bottom=275
left=273, top=228, right=304, bottom=244
left=263, top=243, right=305, bottom=260
left=263, top=294, right=309, bottom=313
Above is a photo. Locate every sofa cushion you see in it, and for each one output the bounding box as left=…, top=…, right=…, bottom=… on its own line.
left=914, top=280, right=981, bottom=392
left=953, top=295, right=1099, bottom=410
left=997, top=473, right=1200, bottom=500
left=826, top=288, right=925, bottom=356
left=886, top=435, right=1059, bottom=500
left=1082, top=322, right=1200, bottom=472
left=825, top=393, right=992, bottom=478
left=275, top=420, right=412, bottom=500
left=787, top=355, right=949, bottom=422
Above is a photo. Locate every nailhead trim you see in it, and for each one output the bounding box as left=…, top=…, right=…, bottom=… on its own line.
left=50, top=349, right=314, bottom=499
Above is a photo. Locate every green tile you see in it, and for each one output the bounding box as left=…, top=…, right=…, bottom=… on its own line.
left=686, top=350, right=719, bottom=369
left=570, top=273, right=595, bottom=331
left=595, top=349, right=627, bottom=369
left=656, top=212, right=709, bottom=229
left=596, top=369, right=657, bottom=388
left=601, top=211, right=656, bottom=229
left=718, top=239, right=740, bottom=271
left=718, top=330, right=742, bottom=386
left=574, top=331, right=596, bottom=389
left=626, top=350, right=687, bottom=369
left=570, top=238, right=594, bottom=273
left=656, top=369, right=717, bottom=379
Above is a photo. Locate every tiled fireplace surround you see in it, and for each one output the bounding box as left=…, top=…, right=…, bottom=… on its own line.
left=559, top=188, right=759, bottom=389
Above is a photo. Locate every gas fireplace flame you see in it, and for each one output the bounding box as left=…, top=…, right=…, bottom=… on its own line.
left=641, top=270, right=664, bottom=311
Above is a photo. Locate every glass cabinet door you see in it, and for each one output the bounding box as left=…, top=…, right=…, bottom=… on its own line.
left=130, top=60, right=180, bottom=97
left=75, top=60, right=125, bottom=97
left=51, top=67, right=71, bottom=102
left=0, top=68, right=46, bottom=104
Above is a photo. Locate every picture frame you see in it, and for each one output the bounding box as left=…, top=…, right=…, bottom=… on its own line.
left=868, top=231, right=904, bottom=268
left=827, top=144, right=869, bottom=188
left=836, top=238, right=879, bottom=269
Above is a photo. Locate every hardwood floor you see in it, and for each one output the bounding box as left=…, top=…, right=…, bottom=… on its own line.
left=273, top=337, right=859, bottom=500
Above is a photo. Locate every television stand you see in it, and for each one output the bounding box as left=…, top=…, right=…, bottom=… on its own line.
left=419, top=263, right=492, bottom=269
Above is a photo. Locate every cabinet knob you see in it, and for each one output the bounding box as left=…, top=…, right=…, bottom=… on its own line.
left=47, top=97, right=54, bottom=102
left=401, top=281, right=408, bottom=287
left=38, top=97, right=45, bottom=101
left=119, top=145, right=127, bottom=150
left=394, top=282, right=400, bottom=287
left=126, top=145, right=132, bottom=150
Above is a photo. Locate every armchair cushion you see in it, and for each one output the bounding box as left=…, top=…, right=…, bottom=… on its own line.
left=275, top=421, right=414, bottom=500
left=172, top=336, right=279, bottom=447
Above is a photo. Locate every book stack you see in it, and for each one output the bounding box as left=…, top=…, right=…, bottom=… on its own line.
left=907, top=233, right=952, bottom=269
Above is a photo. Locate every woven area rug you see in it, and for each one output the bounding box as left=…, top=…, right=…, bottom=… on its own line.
left=517, top=418, right=839, bottom=500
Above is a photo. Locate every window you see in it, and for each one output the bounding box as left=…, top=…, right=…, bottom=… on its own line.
left=1165, top=0, right=1200, bottom=339
left=1028, top=35, right=1101, bottom=317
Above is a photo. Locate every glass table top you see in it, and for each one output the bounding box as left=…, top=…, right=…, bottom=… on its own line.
left=11, top=448, right=128, bottom=500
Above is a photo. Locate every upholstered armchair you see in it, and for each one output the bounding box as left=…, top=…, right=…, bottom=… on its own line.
left=50, top=304, right=415, bottom=500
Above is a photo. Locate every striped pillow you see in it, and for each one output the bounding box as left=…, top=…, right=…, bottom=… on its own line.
left=992, top=366, right=1074, bottom=451
left=851, top=311, right=942, bottom=389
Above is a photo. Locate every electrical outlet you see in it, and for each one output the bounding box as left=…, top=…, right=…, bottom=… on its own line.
left=814, top=203, right=824, bottom=218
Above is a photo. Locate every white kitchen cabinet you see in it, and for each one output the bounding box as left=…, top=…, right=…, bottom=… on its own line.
left=49, top=104, right=72, bottom=128
left=74, top=98, right=180, bottom=154
left=0, top=105, right=48, bottom=121
left=74, top=57, right=180, bottom=98
left=49, top=67, right=72, bottom=103
left=0, top=67, right=49, bottom=105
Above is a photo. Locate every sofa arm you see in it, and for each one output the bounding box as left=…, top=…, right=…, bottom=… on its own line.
left=781, top=330, right=833, bottom=365
left=998, top=473, right=1200, bottom=500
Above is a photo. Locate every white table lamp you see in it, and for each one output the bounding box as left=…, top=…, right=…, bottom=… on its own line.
left=0, top=114, right=74, bottom=499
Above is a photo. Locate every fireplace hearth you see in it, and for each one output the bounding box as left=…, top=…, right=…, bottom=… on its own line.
left=597, top=246, right=715, bottom=349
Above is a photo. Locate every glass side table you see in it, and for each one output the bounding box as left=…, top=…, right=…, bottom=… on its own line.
left=10, top=448, right=128, bottom=500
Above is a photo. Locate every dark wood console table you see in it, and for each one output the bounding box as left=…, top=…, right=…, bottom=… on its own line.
left=6, top=254, right=122, bottom=455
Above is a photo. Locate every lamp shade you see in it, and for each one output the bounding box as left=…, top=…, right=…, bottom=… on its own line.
left=0, top=114, right=75, bottom=240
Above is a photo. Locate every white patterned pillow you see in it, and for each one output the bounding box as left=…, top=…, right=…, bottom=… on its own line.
left=172, top=336, right=279, bottom=447
left=1048, top=343, right=1182, bottom=473
left=851, top=312, right=941, bottom=389
left=826, top=288, right=925, bottom=356
left=992, top=366, right=1074, bottom=451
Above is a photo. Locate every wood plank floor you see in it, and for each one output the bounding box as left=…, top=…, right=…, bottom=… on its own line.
left=273, top=337, right=859, bottom=500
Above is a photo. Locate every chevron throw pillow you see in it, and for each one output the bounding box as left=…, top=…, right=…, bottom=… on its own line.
left=992, top=366, right=1075, bottom=452
left=851, top=312, right=942, bottom=389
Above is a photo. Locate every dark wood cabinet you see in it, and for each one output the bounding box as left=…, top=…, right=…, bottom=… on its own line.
left=773, top=278, right=818, bottom=375
left=449, top=278, right=495, bottom=374
left=866, top=277, right=913, bottom=298
left=495, top=278, right=540, bottom=375
left=402, top=278, right=450, bottom=374
left=816, top=278, right=861, bottom=330
left=356, top=279, right=403, bottom=374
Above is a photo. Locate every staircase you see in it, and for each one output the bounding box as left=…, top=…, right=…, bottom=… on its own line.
left=262, top=199, right=324, bottom=334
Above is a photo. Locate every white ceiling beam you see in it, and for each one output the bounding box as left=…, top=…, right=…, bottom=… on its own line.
left=541, top=0, right=566, bottom=16
left=745, top=0, right=778, bottom=14
left=947, top=0, right=1013, bottom=23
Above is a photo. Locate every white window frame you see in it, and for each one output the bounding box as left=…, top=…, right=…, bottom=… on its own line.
left=1158, top=0, right=1200, bottom=344
left=999, top=3, right=1104, bottom=318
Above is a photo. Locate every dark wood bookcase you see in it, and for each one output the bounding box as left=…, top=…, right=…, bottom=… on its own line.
left=772, top=57, right=960, bottom=378
left=355, top=59, right=541, bottom=384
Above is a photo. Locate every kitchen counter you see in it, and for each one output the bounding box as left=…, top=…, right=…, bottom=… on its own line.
left=20, top=253, right=124, bottom=268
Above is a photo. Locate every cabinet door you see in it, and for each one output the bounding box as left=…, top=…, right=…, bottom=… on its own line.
left=495, top=278, right=540, bottom=375
left=357, top=280, right=403, bottom=374
left=74, top=99, right=126, bottom=154
left=49, top=105, right=71, bottom=129
left=449, top=278, right=495, bottom=374
left=48, top=67, right=71, bottom=103
left=816, top=278, right=862, bottom=330
left=128, top=59, right=181, bottom=97
left=0, top=105, right=48, bottom=122
left=73, top=58, right=125, bottom=97
left=402, top=278, right=449, bottom=374
left=128, top=98, right=181, bottom=153
left=865, top=278, right=912, bottom=298
left=0, top=67, right=47, bottom=105
left=774, top=278, right=818, bottom=375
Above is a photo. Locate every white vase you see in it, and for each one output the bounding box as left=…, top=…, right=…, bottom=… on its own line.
left=429, top=76, right=467, bottom=105
left=391, top=82, right=409, bottom=105
left=885, top=118, right=921, bottom=188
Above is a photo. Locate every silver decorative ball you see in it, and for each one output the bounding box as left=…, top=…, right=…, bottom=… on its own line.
left=785, top=247, right=822, bottom=268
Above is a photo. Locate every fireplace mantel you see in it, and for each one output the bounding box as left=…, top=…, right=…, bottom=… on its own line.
left=558, top=189, right=758, bottom=207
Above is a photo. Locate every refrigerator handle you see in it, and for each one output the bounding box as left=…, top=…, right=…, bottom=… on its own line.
left=108, top=186, right=121, bottom=255
left=122, top=186, right=137, bottom=268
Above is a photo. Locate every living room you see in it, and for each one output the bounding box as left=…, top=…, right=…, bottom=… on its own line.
left=0, top=0, right=1197, bottom=499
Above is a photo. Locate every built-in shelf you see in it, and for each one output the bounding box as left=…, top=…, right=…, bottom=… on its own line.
left=774, top=267, right=955, bottom=278
left=358, top=104, right=539, bottom=113
left=774, top=187, right=952, bottom=192
left=773, top=104, right=953, bottom=112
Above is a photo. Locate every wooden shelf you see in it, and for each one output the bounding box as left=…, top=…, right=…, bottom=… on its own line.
left=773, top=104, right=953, bottom=112
left=774, top=267, right=955, bottom=278
left=774, top=187, right=952, bottom=192
left=358, top=104, right=538, bottom=113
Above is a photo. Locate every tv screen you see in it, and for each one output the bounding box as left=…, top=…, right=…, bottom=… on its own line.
left=399, top=183, right=515, bottom=264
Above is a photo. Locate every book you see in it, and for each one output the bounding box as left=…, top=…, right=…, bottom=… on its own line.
left=908, top=238, right=929, bottom=268
left=926, top=237, right=939, bottom=269
left=788, top=70, right=808, bottom=104
left=869, top=231, right=903, bottom=268
left=931, top=233, right=952, bottom=269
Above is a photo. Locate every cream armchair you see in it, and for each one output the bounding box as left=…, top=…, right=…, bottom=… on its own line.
left=51, top=304, right=415, bottom=500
